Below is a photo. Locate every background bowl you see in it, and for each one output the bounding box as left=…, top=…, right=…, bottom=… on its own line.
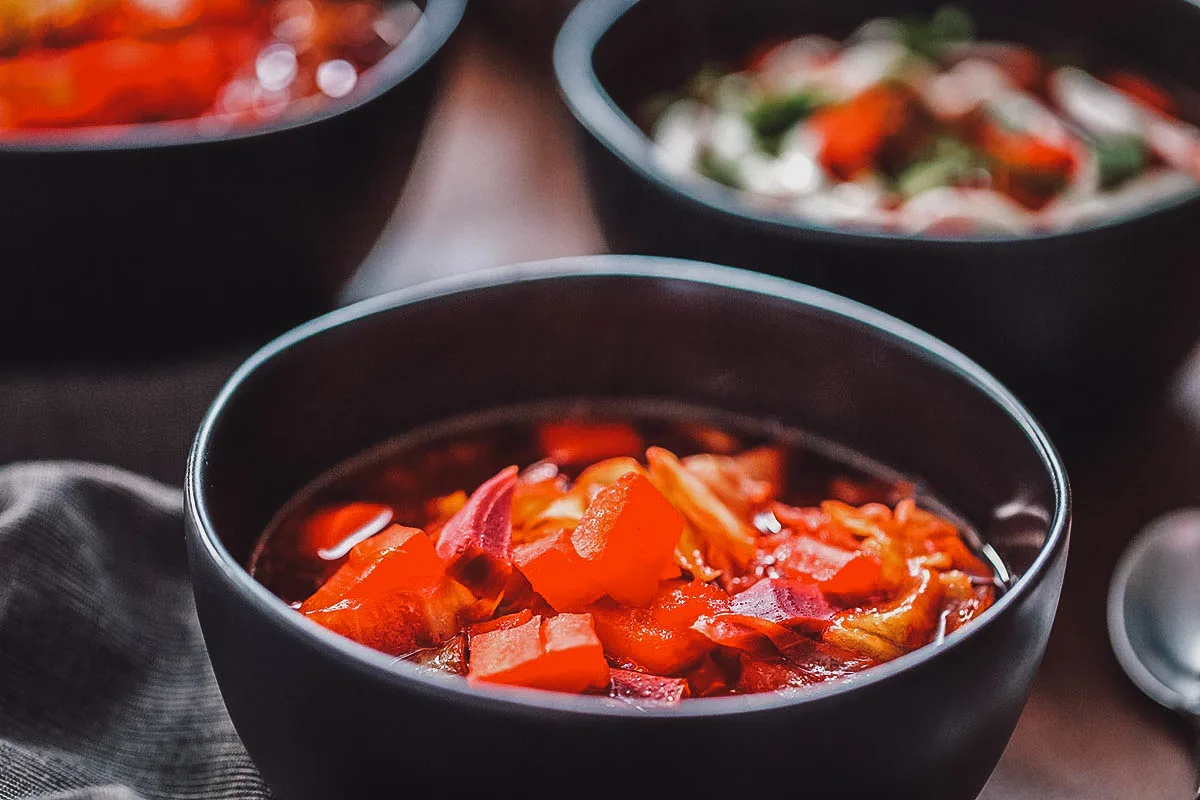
left=187, top=256, right=1070, bottom=800
left=0, top=0, right=465, bottom=365
left=554, top=0, right=1200, bottom=439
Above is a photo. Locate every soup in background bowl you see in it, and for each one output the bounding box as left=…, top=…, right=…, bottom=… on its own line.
left=554, top=0, right=1200, bottom=440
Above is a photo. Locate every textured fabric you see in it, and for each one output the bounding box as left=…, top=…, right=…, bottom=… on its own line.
left=0, top=463, right=269, bottom=800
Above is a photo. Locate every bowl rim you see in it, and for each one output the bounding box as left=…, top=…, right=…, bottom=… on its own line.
left=552, top=0, right=1200, bottom=247
left=187, top=255, right=1071, bottom=719
left=0, top=0, right=466, bottom=154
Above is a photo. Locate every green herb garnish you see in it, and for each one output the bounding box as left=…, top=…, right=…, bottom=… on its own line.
left=744, top=90, right=827, bottom=156
left=696, top=148, right=743, bottom=188
left=898, top=5, right=975, bottom=61
left=896, top=136, right=982, bottom=196
left=1095, top=135, right=1147, bottom=189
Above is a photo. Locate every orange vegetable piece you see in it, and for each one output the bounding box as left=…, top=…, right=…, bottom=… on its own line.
left=571, top=472, right=685, bottom=606
left=809, top=85, right=909, bottom=179
left=538, top=421, right=643, bottom=465
left=513, top=529, right=605, bottom=612
left=590, top=581, right=724, bottom=675
left=302, top=502, right=393, bottom=560
left=468, top=613, right=610, bottom=694
left=300, top=526, right=471, bottom=655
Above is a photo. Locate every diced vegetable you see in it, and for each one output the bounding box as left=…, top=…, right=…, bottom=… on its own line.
left=571, top=472, right=685, bottom=606
left=468, top=613, right=610, bottom=694
left=591, top=581, right=724, bottom=675
left=745, top=90, right=827, bottom=155
left=300, top=527, right=473, bottom=656
left=513, top=530, right=605, bottom=612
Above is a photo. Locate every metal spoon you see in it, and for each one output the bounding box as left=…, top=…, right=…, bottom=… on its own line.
left=1108, top=509, right=1200, bottom=798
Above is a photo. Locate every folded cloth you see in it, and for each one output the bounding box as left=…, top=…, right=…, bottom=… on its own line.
left=0, top=463, right=269, bottom=800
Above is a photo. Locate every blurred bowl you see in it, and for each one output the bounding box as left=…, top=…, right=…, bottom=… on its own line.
left=187, top=255, right=1070, bottom=800
left=0, top=0, right=465, bottom=365
left=554, top=0, right=1200, bottom=439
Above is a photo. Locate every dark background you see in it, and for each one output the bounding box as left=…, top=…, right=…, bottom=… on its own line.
left=1, top=14, right=1195, bottom=798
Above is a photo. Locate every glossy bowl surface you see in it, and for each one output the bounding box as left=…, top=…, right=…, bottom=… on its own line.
left=187, top=255, right=1070, bottom=800
left=554, top=0, right=1200, bottom=438
left=1, top=0, right=466, bottom=364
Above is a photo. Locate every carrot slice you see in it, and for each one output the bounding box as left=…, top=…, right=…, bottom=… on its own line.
left=571, top=472, right=685, bottom=606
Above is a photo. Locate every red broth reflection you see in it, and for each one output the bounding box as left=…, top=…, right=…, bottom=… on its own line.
left=0, top=0, right=420, bottom=132
left=250, top=403, right=1008, bottom=707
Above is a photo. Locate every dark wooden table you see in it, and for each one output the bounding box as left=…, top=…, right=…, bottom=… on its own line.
left=1, top=20, right=1195, bottom=798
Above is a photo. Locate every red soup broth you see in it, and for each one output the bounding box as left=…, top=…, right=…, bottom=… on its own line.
left=0, top=0, right=421, bottom=133
left=250, top=403, right=1005, bottom=706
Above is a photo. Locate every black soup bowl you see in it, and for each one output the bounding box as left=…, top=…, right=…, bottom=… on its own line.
left=186, top=256, right=1070, bottom=800
left=0, top=0, right=465, bottom=365
left=553, top=0, right=1200, bottom=439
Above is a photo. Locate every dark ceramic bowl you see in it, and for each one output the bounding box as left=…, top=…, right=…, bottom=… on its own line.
left=554, top=0, right=1200, bottom=439
left=0, top=0, right=464, bottom=365
left=186, top=256, right=1070, bottom=800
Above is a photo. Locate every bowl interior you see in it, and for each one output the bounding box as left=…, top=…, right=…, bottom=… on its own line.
left=195, top=260, right=1065, bottom=612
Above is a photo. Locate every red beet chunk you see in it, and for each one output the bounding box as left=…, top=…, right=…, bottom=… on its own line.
left=436, top=466, right=518, bottom=597
left=728, top=578, right=835, bottom=633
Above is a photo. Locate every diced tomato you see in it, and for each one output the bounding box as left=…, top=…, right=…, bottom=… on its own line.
left=590, top=581, right=724, bottom=675
left=571, top=472, right=684, bottom=606
left=436, top=466, right=518, bottom=598
left=538, top=421, right=643, bottom=465
left=1107, top=69, right=1177, bottom=116
left=609, top=668, right=690, bottom=706
left=809, top=85, right=909, bottom=179
left=468, top=613, right=610, bottom=694
left=512, top=529, right=605, bottom=612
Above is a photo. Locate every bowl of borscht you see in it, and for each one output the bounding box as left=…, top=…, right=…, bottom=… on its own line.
left=186, top=255, right=1070, bottom=800
left=554, top=0, right=1200, bottom=439
left=0, top=0, right=465, bottom=363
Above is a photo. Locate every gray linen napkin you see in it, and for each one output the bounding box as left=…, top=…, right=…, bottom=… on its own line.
left=0, top=463, right=269, bottom=800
